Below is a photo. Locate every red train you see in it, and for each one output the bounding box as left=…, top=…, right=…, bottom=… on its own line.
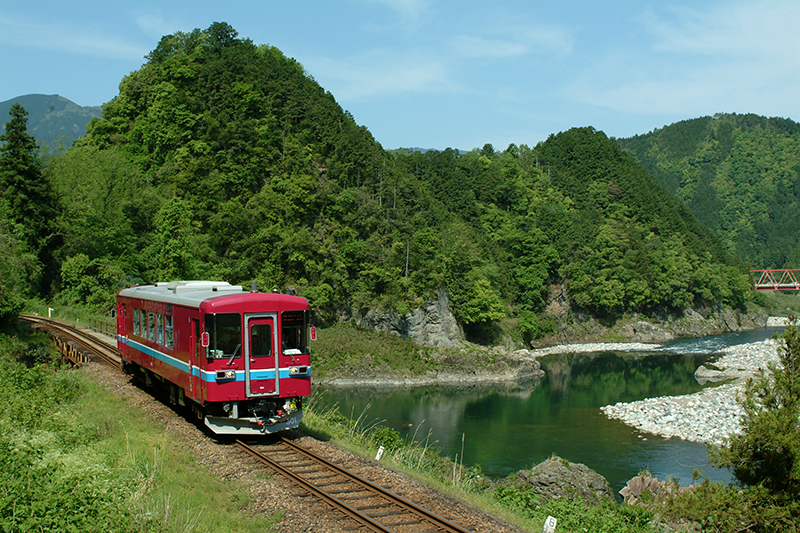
left=116, top=280, right=312, bottom=435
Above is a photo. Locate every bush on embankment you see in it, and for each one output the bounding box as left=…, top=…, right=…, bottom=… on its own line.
left=0, top=330, right=279, bottom=533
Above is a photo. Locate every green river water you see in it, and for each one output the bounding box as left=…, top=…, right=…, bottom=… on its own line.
left=315, top=328, right=781, bottom=493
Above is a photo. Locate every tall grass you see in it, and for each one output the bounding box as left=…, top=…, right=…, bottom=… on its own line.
left=311, top=323, right=436, bottom=377
left=0, top=330, right=280, bottom=533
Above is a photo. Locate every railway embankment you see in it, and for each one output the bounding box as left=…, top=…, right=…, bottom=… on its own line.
left=600, top=338, right=780, bottom=445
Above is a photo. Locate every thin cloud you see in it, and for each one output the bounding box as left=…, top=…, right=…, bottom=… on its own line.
left=305, top=51, right=458, bottom=100
left=135, top=13, right=183, bottom=38
left=0, top=14, right=147, bottom=60
left=449, top=19, right=574, bottom=60
left=567, top=0, right=800, bottom=119
left=450, top=35, right=529, bottom=59
left=644, top=1, right=800, bottom=58
left=363, top=0, right=429, bottom=20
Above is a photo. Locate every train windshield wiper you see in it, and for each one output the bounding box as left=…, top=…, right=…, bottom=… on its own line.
left=227, top=344, right=241, bottom=365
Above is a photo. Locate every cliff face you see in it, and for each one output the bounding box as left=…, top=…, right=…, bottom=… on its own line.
left=354, top=288, right=464, bottom=348
left=544, top=307, right=767, bottom=345
left=352, top=285, right=767, bottom=348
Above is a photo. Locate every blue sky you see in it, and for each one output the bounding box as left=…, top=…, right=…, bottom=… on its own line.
left=2, top=0, right=798, bottom=150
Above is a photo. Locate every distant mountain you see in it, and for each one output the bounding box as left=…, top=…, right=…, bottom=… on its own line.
left=617, top=113, right=800, bottom=269
left=0, top=94, right=102, bottom=147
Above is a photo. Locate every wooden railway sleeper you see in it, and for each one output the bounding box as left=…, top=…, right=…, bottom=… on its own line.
left=336, top=493, right=376, bottom=501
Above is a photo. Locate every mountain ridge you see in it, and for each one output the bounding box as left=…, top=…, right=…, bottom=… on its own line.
left=1, top=94, right=102, bottom=147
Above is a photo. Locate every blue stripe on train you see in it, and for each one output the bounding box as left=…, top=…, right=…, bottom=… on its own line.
left=119, top=337, right=309, bottom=383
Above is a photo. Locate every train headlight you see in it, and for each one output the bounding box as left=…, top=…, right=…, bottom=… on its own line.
left=288, top=366, right=308, bottom=376
left=216, top=370, right=236, bottom=380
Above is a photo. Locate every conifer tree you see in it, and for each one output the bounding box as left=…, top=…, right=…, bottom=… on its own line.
left=0, top=104, right=55, bottom=247
left=715, top=319, right=800, bottom=497
left=0, top=103, right=58, bottom=294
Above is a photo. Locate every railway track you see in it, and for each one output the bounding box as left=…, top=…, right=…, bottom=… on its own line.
left=20, top=314, right=476, bottom=533
left=237, top=438, right=474, bottom=533
left=19, top=314, right=121, bottom=369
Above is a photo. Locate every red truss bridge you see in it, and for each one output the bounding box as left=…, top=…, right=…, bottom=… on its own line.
left=752, top=269, right=800, bottom=291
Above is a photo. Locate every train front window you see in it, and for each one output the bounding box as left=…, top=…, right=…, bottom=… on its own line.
left=281, top=311, right=308, bottom=355
left=205, top=313, right=241, bottom=359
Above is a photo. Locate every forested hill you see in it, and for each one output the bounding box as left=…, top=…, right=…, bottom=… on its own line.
left=0, top=94, right=101, bottom=146
left=617, top=114, right=800, bottom=269
left=1, top=22, right=750, bottom=341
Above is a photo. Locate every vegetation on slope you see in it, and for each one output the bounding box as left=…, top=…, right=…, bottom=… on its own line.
left=0, top=94, right=101, bottom=147
left=2, top=22, right=750, bottom=343
left=618, top=113, right=800, bottom=269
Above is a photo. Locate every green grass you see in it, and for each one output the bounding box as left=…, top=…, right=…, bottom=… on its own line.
left=0, top=330, right=280, bottom=533
left=311, top=322, right=437, bottom=377
left=753, top=291, right=800, bottom=317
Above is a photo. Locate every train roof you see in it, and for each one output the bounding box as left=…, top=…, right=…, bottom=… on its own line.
left=118, top=281, right=249, bottom=308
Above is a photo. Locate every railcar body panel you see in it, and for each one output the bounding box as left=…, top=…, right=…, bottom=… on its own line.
left=116, top=281, right=311, bottom=435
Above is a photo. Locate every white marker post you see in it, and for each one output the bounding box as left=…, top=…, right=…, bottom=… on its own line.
left=542, top=515, right=557, bottom=533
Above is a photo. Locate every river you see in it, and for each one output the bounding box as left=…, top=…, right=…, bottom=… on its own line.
left=314, top=328, right=783, bottom=493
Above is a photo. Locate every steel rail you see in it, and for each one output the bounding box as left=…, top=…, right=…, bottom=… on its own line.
left=237, top=438, right=473, bottom=533
left=280, top=437, right=473, bottom=532
left=236, top=440, right=392, bottom=533
left=19, top=314, right=121, bottom=369
left=19, top=314, right=472, bottom=533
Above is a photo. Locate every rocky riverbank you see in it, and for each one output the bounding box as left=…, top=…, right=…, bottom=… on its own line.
left=600, top=338, right=781, bottom=445
left=316, top=349, right=545, bottom=387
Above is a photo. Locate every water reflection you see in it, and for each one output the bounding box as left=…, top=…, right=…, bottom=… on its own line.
left=315, top=329, right=780, bottom=493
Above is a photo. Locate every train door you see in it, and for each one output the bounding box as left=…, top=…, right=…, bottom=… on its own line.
left=117, top=302, right=127, bottom=360
left=190, top=319, right=201, bottom=400
left=244, top=314, right=279, bottom=397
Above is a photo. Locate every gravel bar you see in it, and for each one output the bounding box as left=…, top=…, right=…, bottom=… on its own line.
left=600, top=339, right=780, bottom=445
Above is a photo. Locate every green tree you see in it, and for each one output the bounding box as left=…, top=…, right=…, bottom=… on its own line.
left=0, top=198, right=33, bottom=325
left=59, top=253, right=122, bottom=311
left=0, top=104, right=57, bottom=252
left=715, top=320, right=800, bottom=497
left=148, top=197, right=195, bottom=282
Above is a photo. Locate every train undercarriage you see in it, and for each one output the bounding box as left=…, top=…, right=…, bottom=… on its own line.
left=123, top=361, right=303, bottom=435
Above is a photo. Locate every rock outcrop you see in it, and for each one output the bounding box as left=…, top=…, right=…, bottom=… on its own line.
left=619, top=474, right=692, bottom=505
left=350, top=282, right=768, bottom=349
left=540, top=307, right=767, bottom=346
left=509, top=456, right=615, bottom=506
left=354, top=288, right=464, bottom=348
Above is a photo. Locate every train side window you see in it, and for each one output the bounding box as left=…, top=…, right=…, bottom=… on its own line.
left=165, top=315, right=173, bottom=349
left=205, top=313, right=241, bottom=359
left=281, top=311, right=308, bottom=355
left=133, top=309, right=140, bottom=336
left=156, top=313, right=163, bottom=345
left=148, top=311, right=156, bottom=342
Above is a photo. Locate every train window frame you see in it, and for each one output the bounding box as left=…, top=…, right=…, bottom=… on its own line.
left=148, top=311, right=156, bottom=342
left=165, top=314, right=173, bottom=349
left=281, top=310, right=309, bottom=355
left=133, top=308, right=140, bottom=336
left=156, top=313, right=163, bottom=345
left=204, top=313, right=242, bottom=360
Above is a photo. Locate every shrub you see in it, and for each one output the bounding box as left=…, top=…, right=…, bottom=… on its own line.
left=715, top=318, right=800, bottom=496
